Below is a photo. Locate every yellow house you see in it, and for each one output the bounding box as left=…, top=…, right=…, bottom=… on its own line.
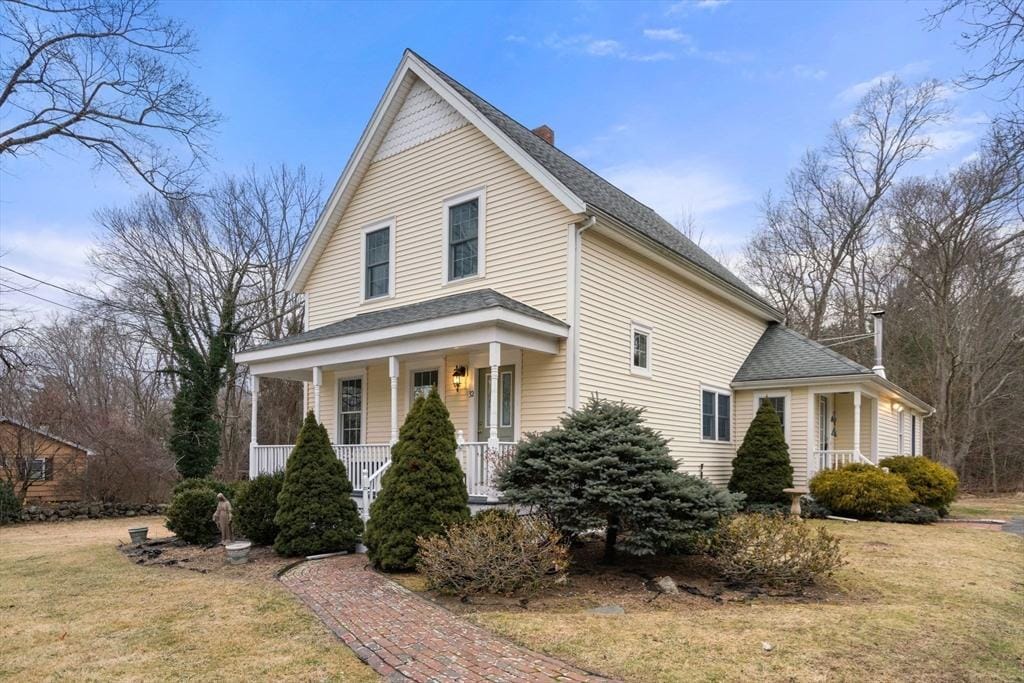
left=236, top=50, right=931, bottom=514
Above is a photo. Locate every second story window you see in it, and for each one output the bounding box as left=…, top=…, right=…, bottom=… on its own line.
left=443, top=188, right=485, bottom=283
left=363, top=221, right=393, bottom=300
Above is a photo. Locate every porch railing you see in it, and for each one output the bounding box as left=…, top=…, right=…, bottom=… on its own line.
left=249, top=441, right=516, bottom=510
left=810, top=449, right=876, bottom=478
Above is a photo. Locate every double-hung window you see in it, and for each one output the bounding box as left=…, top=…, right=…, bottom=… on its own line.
left=444, top=189, right=485, bottom=282
left=701, top=388, right=731, bottom=442
left=411, top=369, right=439, bottom=402
left=630, top=323, right=652, bottom=376
left=339, top=377, right=363, bottom=445
left=362, top=220, right=393, bottom=300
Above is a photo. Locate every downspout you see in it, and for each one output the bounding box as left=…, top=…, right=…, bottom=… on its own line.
left=569, top=215, right=597, bottom=411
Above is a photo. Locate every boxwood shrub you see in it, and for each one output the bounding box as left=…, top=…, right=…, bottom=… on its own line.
left=879, top=456, right=958, bottom=516
left=235, top=471, right=285, bottom=545
left=809, top=464, right=913, bottom=518
left=165, top=487, right=219, bottom=544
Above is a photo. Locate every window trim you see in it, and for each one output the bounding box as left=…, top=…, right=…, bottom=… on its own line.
left=441, top=187, right=486, bottom=285
left=359, top=218, right=396, bottom=303
left=699, top=385, right=732, bottom=444
left=629, top=321, right=653, bottom=377
left=409, top=366, right=442, bottom=405
left=336, top=372, right=367, bottom=445
left=29, top=457, right=49, bottom=482
left=897, top=409, right=906, bottom=455
left=753, top=390, right=791, bottom=443
left=911, top=413, right=917, bottom=456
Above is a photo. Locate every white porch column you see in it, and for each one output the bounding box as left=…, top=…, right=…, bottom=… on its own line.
left=853, top=388, right=862, bottom=456
left=312, top=366, right=322, bottom=423
left=388, top=356, right=399, bottom=444
left=249, top=374, right=259, bottom=479
left=302, top=381, right=308, bottom=416
left=488, top=341, right=500, bottom=447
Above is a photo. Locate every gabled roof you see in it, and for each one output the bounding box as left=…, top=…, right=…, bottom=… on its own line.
left=0, top=417, right=93, bottom=455
left=244, top=289, right=566, bottom=354
left=286, top=49, right=779, bottom=319
left=733, top=324, right=875, bottom=383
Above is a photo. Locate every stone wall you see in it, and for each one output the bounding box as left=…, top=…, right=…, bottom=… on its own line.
left=17, top=501, right=168, bottom=523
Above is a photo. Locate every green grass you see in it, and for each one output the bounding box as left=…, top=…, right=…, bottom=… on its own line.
left=950, top=494, right=1024, bottom=520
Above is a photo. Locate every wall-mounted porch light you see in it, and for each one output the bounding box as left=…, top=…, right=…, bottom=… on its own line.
left=451, top=365, right=467, bottom=393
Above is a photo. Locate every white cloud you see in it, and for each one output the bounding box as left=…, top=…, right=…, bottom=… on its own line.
left=792, top=64, right=827, bottom=81
left=544, top=33, right=677, bottom=63
left=504, top=34, right=527, bottom=44
left=601, top=161, right=752, bottom=228
left=643, top=28, right=689, bottom=42
left=0, top=226, right=96, bottom=318
left=668, top=0, right=730, bottom=13
left=836, top=61, right=932, bottom=104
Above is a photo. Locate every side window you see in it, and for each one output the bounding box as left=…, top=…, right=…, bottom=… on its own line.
left=701, top=388, right=731, bottom=442
left=363, top=224, right=392, bottom=299
left=911, top=414, right=917, bottom=456
left=447, top=199, right=479, bottom=281
left=630, top=323, right=652, bottom=375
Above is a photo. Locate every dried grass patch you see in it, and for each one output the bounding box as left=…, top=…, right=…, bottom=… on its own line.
left=0, top=517, right=376, bottom=681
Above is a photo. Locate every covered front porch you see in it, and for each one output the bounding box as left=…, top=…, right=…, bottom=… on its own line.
left=807, top=387, right=879, bottom=479
left=237, top=291, right=570, bottom=516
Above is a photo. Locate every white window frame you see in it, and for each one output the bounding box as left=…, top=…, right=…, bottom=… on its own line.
left=629, top=321, right=653, bottom=377
left=409, top=367, right=442, bottom=404
left=441, top=187, right=486, bottom=285
left=360, top=218, right=396, bottom=303
left=29, top=458, right=48, bottom=481
left=336, top=373, right=367, bottom=445
left=699, top=385, right=732, bottom=443
left=753, top=390, right=791, bottom=443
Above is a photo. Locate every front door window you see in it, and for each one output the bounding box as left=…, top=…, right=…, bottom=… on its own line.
left=818, top=395, right=829, bottom=451
left=339, top=377, right=363, bottom=445
left=477, top=366, right=514, bottom=442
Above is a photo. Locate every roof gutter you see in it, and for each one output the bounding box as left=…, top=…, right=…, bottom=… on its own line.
left=585, top=206, right=784, bottom=323
left=731, top=373, right=934, bottom=413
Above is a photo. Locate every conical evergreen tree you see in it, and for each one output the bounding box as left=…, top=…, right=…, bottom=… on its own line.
left=274, top=411, right=363, bottom=556
left=365, top=389, right=470, bottom=571
left=729, top=401, right=794, bottom=505
left=498, top=396, right=741, bottom=562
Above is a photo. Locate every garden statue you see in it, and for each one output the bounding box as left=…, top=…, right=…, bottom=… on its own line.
left=213, top=493, right=233, bottom=544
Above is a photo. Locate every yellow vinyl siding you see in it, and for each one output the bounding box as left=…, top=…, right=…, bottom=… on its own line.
left=304, top=124, right=576, bottom=327
left=577, top=230, right=767, bottom=485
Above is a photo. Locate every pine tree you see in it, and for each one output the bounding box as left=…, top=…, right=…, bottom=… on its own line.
left=498, top=396, right=741, bottom=562
left=274, top=411, right=363, bottom=556
left=729, top=401, right=794, bottom=505
left=365, top=389, right=470, bottom=571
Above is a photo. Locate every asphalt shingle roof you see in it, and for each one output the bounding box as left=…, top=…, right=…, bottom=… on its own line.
left=733, top=323, right=875, bottom=383
left=247, top=289, right=566, bottom=353
left=411, top=51, right=773, bottom=310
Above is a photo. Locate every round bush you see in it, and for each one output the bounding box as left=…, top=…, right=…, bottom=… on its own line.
left=417, top=512, right=569, bottom=596
left=165, top=487, right=219, bottom=544
left=235, top=472, right=284, bottom=545
left=809, top=464, right=913, bottom=518
left=710, top=513, right=845, bottom=591
left=879, top=456, right=958, bottom=516
left=173, top=477, right=236, bottom=500
left=0, top=480, right=22, bottom=525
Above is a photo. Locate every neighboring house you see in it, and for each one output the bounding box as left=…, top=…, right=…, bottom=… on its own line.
left=237, top=50, right=931, bottom=513
left=0, top=418, right=90, bottom=502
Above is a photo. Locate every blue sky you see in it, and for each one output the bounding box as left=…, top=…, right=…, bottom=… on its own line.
left=0, top=0, right=1000, bottom=314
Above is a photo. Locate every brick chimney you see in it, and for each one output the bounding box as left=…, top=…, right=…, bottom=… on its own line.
left=531, top=125, right=554, bottom=146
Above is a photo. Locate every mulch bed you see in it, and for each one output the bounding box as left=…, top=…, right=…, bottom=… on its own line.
left=397, top=539, right=842, bottom=616
left=120, top=537, right=292, bottom=580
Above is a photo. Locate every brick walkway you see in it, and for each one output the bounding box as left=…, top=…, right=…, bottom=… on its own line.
left=280, top=555, right=616, bottom=682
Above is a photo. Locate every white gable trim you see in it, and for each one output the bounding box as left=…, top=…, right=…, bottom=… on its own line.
left=286, top=50, right=585, bottom=293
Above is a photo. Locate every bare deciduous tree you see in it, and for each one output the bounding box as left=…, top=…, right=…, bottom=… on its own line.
left=744, top=78, right=949, bottom=339
left=0, top=0, right=219, bottom=198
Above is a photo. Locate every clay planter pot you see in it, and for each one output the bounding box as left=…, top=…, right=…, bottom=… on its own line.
left=128, top=527, right=149, bottom=544
left=225, top=541, right=252, bottom=565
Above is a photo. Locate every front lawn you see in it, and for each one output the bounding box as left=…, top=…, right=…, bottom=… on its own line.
left=950, top=493, right=1024, bottom=520
left=449, top=518, right=1023, bottom=682
left=0, top=517, right=376, bottom=681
